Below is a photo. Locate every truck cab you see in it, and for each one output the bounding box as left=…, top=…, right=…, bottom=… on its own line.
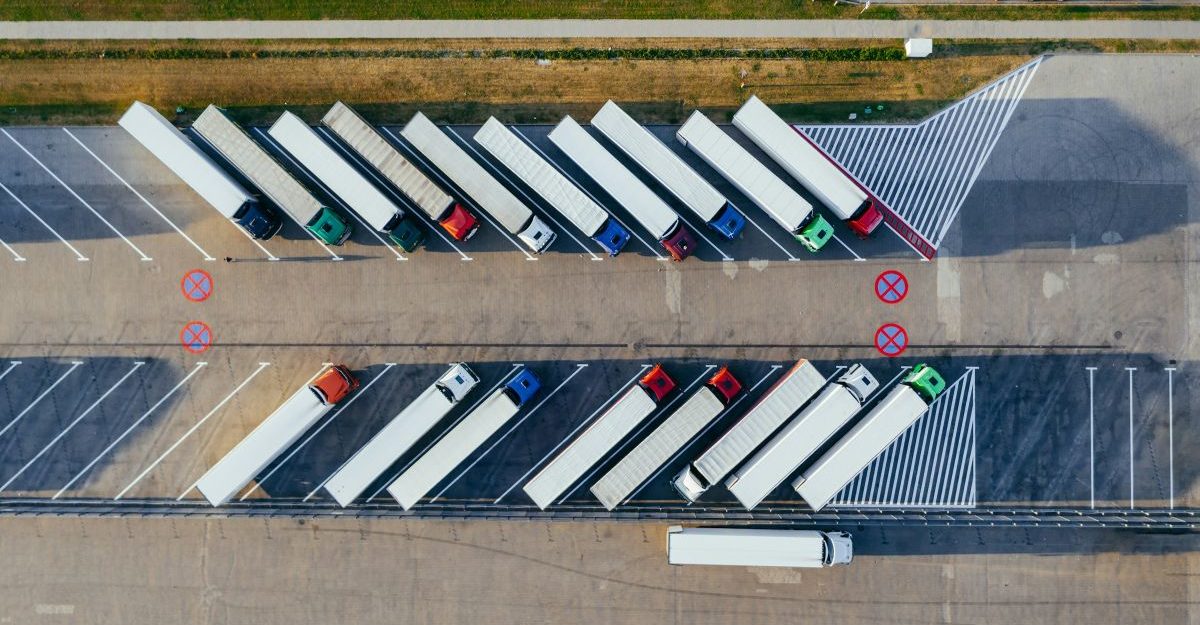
left=905, top=364, right=946, bottom=403
left=441, top=202, right=480, bottom=241
left=518, top=216, right=558, bottom=253
left=309, top=365, right=360, bottom=405
left=796, top=213, right=835, bottom=253
left=504, top=368, right=542, bottom=407
left=662, top=223, right=698, bottom=261
left=672, top=468, right=708, bottom=502
left=235, top=200, right=284, bottom=240
left=836, top=364, right=880, bottom=404
left=387, top=216, right=426, bottom=252
left=708, top=202, right=747, bottom=240
left=307, top=207, right=353, bottom=245
left=706, top=366, right=742, bottom=405
left=639, top=365, right=676, bottom=403
left=593, top=219, right=631, bottom=256
left=847, top=199, right=884, bottom=238
left=822, top=531, right=854, bottom=566
left=436, top=363, right=480, bottom=403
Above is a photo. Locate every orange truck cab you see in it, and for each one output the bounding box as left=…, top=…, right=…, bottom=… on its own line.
left=310, top=365, right=360, bottom=405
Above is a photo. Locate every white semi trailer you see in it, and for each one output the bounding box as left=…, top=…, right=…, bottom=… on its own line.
left=667, top=527, right=853, bottom=568
left=118, top=101, right=282, bottom=240
left=386, top=368, right=541, bottom=510
left=725, top=364, right=879, bottom=510
left=673, top=360, right=825, bottom=502
left=793, top=364, right=947, bottom=512
left=324, top=363, right=479, bottom=507
left=732, top=95, right=883, bottom=237
left=590, top=101, right=746, bottom=240
left=400, top=112, right=556, bottom=253
left=472, top=117, right=631, bottom=256
left=321, top=101, right=481, bottom=242
left=590, top=367, right=741, bottom=510
left=522, top=365, right=676, bottom=509
left=675, top=110, right=835, bottom=252
left=548, top=117, right=697, bottom=261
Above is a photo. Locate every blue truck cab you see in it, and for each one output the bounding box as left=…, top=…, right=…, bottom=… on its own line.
left=504, top=368, right=542, bottom=406
left=593, top=219, right=632, bottom=256
left=235, top=199, right=284, bottom=240
left=708, top=201, right=746, bottom=240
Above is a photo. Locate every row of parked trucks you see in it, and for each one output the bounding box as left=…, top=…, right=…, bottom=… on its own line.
left=118, top=96, right=882, bottom=260
left=192, top=360, right=945, bottom=513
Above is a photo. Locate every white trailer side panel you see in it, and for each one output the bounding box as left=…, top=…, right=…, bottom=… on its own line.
left=667, top=527, right=827, bottom=568
left=590, top=101, right=726, bottom=221
left=267, top=111, right=401, bottom=231
left=119, top=102, right=253, bottom=218
left=793, top=386, right=928, bottom=511
left=195, top=387, right=329, bottom=506
left=523, top=387, right=657, bottom=509
left=324, top=385, right=455, bottom=507
left=473, top=117, right=608, bottom=236
left=676, top=111, right=815, bottom=232
left=726, top=384, right=860, bottom=510
left=321, top=102, right=455, bottom=220
left=400, top=112, right=532, bottom=234
left=548, top=117, right=677, bottom=240
left=591, top=387, right=723, bottom=510
left=193, top=107, right=325, bottom=224
left=693, top=361, right=825, bottom=487
left=386, top=389, right=520, bottom=510
left=732, top=95, right=867, bottom=220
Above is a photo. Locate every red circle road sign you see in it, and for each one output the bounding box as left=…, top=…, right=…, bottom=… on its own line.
left=874, top=270, right=908, bottom=304
left=874, top=323, right=908, bottom=357
left=181, top=269, right=214, bottom=302
left=180, top=321, right=213, bottom=354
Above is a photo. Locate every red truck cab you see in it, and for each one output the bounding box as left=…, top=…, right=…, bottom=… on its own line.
left=440, top=202, right=480, bottom=241
left=638, top=364, right=676, bottom=403
left=662, top=223, right=698, bottom=261
left=309, top=365, right=360, bottom=405
left=706, top=366, right=743, bottom=405
left=847, top=200, right=884, bottom=238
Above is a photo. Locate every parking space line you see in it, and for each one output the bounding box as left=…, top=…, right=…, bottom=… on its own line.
left=740, top=209, right=798, bottom=261
left=365, top=364, right=523, bottom=503
left=444, top=128, right=601, bottom=261
left=0, top=361, right=21, bottom=383
left=674, top=211, right=733, bottom=261
left=379, top=127, right=536, bottom=261
left=63, top=128, right=216, bottom=262
left=316, top=127, right=476, bottom=261
left=432, top=363, right=588, bottom=503
left=0, top=181, right=88, bottom=261
left=54, top=361, right=206, bottom=499
left=829, top=233, right=865, bottom=261
left=511, top=127, right=665, bottom=261
left=0, top=234, right=24, bottom=261
left=1086, top=366, right=1096, bottom=509
left=246, top=128, right=347, bottom=261
left=115, top=362, right=269, bottom=500
left=1167, top=367, right=1176, bottom=509
left=242, top=363, right=396, bottom=501
left=495, top=364, right=651, bottom=503
left=0, top=360, right=83, bottom=440
left=2, top=129, right=152, bottom=261
left=0, top=361, right=144, bottom=492
left=1127, top=366, right=1136, bottom=509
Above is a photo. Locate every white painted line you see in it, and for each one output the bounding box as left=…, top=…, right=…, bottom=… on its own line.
left=54, top=361, right=207, bottom=499
left=63, top=128, right=216, bottom=261
left=0, top=234, right=24, bottom=261
left=675, top=210, right=733, bottom=262
left=557, top=365, right=714, bottom=505
left=511, top=127, right=664, bottom=260
left=115, top=362, right=269, bottom=500
left=0, top=360, right=83, bottom=440
left=0, top=361, right=145, bottom=492
left=445, top=127, right=600, bottom=260
left=0, top=180, right=89, bottom=261
left=365, top=364, right=522, bottom=503
left=433, top=363, right=587, bottom=502
left=829, top=232, right=864, bottom=261
left=241, top=363, right=396, bottom=501
left=1127, top=366, right=1136, bottom=510
left=2, top=129, right=152, bottom=261
left=739, top=208, right=797, bottom=260
left=248, top=128, right=346, bottom=261
left=494, top=364, right=650, bottom=503
left=1167, top=366, right=1175, bottom=509
left=1086, top=366, right=1096, bottom=509
left=0, top=361, right=21, bottom=384
left=380, top=127, right=535, bottom=260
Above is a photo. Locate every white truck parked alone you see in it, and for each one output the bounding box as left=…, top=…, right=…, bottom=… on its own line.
left=667, top=527, right=853, bottom=568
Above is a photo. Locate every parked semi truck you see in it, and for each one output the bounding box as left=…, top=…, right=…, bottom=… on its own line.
left=267, top=111, right=418, bottom=248
left=732, top=95, right=883, bottom=237
left=192, top=107, right=351, bottom=246
left=793, top=364, right=947, bottom=511
left=324, top=363, right=479, bottom=507
left=548, top=117, right=697, bottom=261
left=675, top=110, right=834, bottom=253
left=119, top=101, right=282, bottom=240
left=725, top=365, right=879, bottom=510
left=473, top=117, right=631, bottom=256
left=590, top=367, right=741, bottom=510
left=673, top=360, right=825, bottom=502
left=400, top=112, right=556, bottom=253
left=387, top=368, right=541, bottom=509
left=523, top=365, right=676, bottom=509
left=321, top=102, right=480, bottom=242
left=590, top=101, right=746, bottom=239
left=667, top=527, right=853, bottom=568
left=195, top=365, right=359, bottom=506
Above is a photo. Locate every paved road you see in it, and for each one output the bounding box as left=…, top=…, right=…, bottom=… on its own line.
left=0, top=19, right=1198, bottom=40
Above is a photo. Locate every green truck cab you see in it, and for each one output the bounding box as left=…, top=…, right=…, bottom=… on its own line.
left=905, top=364, right=947, bottom=404
left=387, top=216, right=426, bottom=253
left=307, top=206, right=353, bottom=246
left=797, top=213, right=836, bottom=253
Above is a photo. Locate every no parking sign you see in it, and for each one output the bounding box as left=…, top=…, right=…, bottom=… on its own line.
left=874, top=323, right=908, bottom=357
